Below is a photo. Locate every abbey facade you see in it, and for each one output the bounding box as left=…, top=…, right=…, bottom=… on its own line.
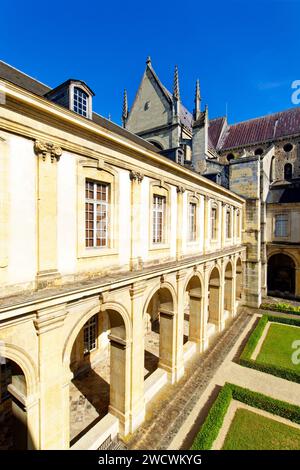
left=124, top=58, right=300, bottom=304
left=0, top=58, right=297, bottom=450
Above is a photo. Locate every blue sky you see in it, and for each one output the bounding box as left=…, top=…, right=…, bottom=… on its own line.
left=1, top=0, right=300, bottom=125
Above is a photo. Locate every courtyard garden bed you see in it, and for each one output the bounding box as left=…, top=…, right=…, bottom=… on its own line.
left=191, top=383, right=300, bottom=450
left=239, top=314, right=300, bottom=383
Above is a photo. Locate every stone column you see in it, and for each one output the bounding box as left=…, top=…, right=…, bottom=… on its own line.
left=0, top=136, right=9, bottom=279
left=34, top=304, right=68, bottom=449
left=129, top=282, right=146, bottom=431
left=129, top=171, right=144, bottom=271
left=34, top=141, right=62, bottom=288
left=219, top=259, right=225, bottom=331
left=108, top=335, right=131, bottom=436
left=158, top=307, right=177, bottom=383
left=173, top=271, right=186, bottom=381
left=201, top=263, right=209, bottom=351
left=296, top=268, right=300, bottom=298
left=176, top=187, right=185, bottom=261
left=188, top=288, right=205, bottom=352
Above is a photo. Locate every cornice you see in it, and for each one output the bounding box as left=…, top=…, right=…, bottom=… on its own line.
left=0, top=78, right=245, bottom=205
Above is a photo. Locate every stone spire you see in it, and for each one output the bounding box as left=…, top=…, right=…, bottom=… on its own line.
left=122, top=89, right=128, bottom=128
left=146, top=56, right=152, bottom=67
left=193, top=79, right=201, bottom=120
left=173, top=65, right=180, bottom=101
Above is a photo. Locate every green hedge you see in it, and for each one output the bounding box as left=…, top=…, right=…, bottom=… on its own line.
left=260, top=302, right=300, bottom=315
left=191, top=384, right=232, bottom=450
left=191, top=383, right=300, bottom=450
left=239, top=314, right=300, bottom=383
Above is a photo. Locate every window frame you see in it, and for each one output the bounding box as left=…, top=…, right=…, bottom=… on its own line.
left=152, top=194, right=166, bottom=244
left=73, top=87, right=89, bottom=117
left=211, top=204, right=218, bottom=241
left=83, top=315, right=98, bottom=355
left=274, top=213, right=289, bottom=238
left=149, top=182, right=171, bottom=251
left=85, top=180, right=110, bottom=249
left=226, top=207, right=232, bottom=239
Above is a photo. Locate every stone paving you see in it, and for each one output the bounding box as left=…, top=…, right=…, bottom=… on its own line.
left=125, top=309, right=251, bottom=450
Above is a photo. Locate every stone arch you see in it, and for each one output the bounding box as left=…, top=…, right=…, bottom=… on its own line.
left=0, top=343, right=38, bottom=397
left=63, top=300, right=132, bottom=444
left=0, top=343, right=39, bottom=450
left=148, top=140, right=164, bottom=151
left=143, top=281, right=177, bottom=381
left=267, top=253, right=295, bottom=296
left=63, top=301, right=131, bottom=367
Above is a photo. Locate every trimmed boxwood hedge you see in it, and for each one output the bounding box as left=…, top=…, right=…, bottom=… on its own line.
left=260, top=302, right=300, bottom=315
left=191, top=382, right=300, bottom=450
left=239, top=314, right=300, bottom=383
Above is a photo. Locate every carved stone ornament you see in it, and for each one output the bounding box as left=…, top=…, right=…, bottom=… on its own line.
left=176, top=185, right=185, bottom=194
left=34, top=140, right=62, bottom=163
left=129, top=170, right=144, bottom=183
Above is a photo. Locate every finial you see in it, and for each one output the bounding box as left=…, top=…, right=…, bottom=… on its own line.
left=108, top=113, right=111, bottom=121
left=122, top=89, right=128, bottom=128
left=146, top=56, right=152, bottom=66
left=173, top=65, right=180, bottom=100
left=193, top=79, right=201, bottom=120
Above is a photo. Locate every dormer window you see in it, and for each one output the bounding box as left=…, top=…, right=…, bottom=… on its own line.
left=44, top=79, right=94, bottom=119
left=73, top=87, right=88, bottom=117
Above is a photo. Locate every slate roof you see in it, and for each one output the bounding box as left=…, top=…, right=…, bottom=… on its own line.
left=220, top=107, right=300, bottom=151
left=208, top=116, right=227, bottom=149
left=0, top=60, right=159, bottom=153
left=267, top=180, right=300, bottom=203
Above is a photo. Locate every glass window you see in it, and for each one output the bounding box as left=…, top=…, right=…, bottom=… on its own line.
left=85, top=180, right=109, bottom=248
left=83, top=315, right=97, bottom=354
left=153, top=195, right=166, bottom=244
left=226, top=208, right=232, bottom=238
left=188, top=202, right=197, bottom=242
left=211, top=206, right=217, bottom=240
left=275, top=214, right=289, bottom=237
left=73, top=87, right=89, bottom=117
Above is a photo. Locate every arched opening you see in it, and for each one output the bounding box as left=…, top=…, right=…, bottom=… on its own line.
left=144, top=286, right=175, bottom=380
left=283, top=143, right=293, bottom=153
left=184, top=275, right=202, bottom=347
left=68, top=309, right=127, bottom=445
left=236, top=258, right=243, bottom=301
left=207, top=267, right=221, bottom=337
left=0, top=359, right=28, bottom=450
left=284, top=163, right=293, bottom=181
left=224, top=262, right=233, bottom=318
left=267, top=253, right=295, bottom=297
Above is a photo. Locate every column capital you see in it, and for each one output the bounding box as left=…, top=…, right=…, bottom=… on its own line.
left=176, top=185, right=185, bottom=194
left=176, top=270, right=187, bottom=282
left=129, top=170, right=144, bottom=183
left=130, top=282, right=147, bottom=299
left=34, top=304, right=67, bottom=335
left=34, top=140, right=62, bottom=163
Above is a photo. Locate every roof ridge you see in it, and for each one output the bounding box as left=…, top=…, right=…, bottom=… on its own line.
left=0, top=59, right=51, bottom=91
left=228, top=106, right=300, bottom=127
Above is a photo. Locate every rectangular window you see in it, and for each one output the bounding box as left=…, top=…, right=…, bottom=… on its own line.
left=188, top=203, right=197, bottom=241
left=211, top=207, right=217, bottom=240
left=85, top=180, right=109, bottom=248
left=275, top=213, right=289, bottom=237
left=83, top=315, right=97, bottom=354
left=226, top=209, right=232, bottom=238
left=237, top=210, right=241, bottom=237
left=153, top=195, right=166, bottom=244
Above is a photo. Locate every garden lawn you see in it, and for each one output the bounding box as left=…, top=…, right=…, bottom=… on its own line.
left=222, top=408, right=300, bottom=450
left=256, top=323, right=300, bottom=371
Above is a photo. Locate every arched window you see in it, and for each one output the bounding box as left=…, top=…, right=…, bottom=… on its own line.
left=270, top=156, right=276, bottom=182
left=73, top=87, right=89, bottom=117
left=149, top=141, right=164, bottom=151
left=284, top=163, right=293, bottom=181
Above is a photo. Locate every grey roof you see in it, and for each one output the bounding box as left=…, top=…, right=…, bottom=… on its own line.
left=0, top=60, right=158, bottom=153
left=267, top=180, right=300, bottom=203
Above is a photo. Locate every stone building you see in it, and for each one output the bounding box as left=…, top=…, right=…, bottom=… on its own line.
left=124, top=58, right=300, bottom=302
left=0, top=61, right=245, bottom=449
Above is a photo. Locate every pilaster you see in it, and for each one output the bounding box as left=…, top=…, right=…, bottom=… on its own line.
left=129, top=171, right=144, bottom=271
